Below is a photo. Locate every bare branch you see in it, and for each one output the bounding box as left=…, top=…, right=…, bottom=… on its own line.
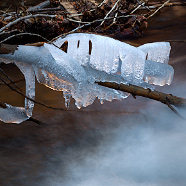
left=147, top=0, right=170, bottom=19
left=0, top=29, right=19, bottom=36
left=0, top=78, right=24, bottom=85
left=27, top=117, right=47, bottom=125
left=0, top=74, right=66, bottom=111
left=97, top=81, right=186, bottom=107
left=0, top=67, right=22, bottom=91
left=165, top=97, right=185, bottom=119
left=142, top=1, right=186, bottom=9
left=0, top=33, right=61, bottom=50
left=130, top=1, right=145, bottom=14
left=100, top=0, right=120, bottom=26
left=0, top=14, right=57, bottom=33
left=27, top=0, right=50, bottom=12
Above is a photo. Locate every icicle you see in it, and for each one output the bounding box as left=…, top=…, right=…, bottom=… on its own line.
left=15, top=62, right=35, bottom=117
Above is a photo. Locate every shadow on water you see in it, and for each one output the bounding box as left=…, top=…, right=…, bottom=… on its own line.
left=0, top=2, right=186, bottom=186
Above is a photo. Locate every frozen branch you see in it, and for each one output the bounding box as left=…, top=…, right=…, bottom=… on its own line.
left=0, top=74, right=66, bottom=111
left=97, top=81, right=186, bottom=107
left=0, top=100, right=46, bottom=125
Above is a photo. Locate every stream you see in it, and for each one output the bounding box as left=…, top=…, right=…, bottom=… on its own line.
left=0, top=1, right=186, bottom=186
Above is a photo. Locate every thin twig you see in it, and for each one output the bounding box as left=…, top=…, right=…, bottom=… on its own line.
left=68, top=0, right=107, bottom=18
left=166, top=97, right=185, bottom=119
left=0, top=68, right=22, bottom=91
left=136, top=0, right=151, bottom=11
left=100, top=0, right=120, bottom=26
left=0, top=74, right=66, bottom=111
left=104, top=12, right=118, bottom=30
left=66, top=18, right=91, bottom=24
left=130, top=2, right=145, bottom=14
left=141, top=2, right=186, bottom=9
left=27, top=117, right=47, bottom=125
left=0, top=32, right=50, bottom=44
left=147, top=0, right=170, bottom=19
left=28, top=7, right=61, bottom=13
left=97, top=0, right=107, bottom=7
left=0, top=32, right=61, bottom=49
left=0, top=78, right=24, bottom=85
left=0, top=29, right=19, bottom=36
left=27, top=0, right=50, bottom=12
left=51, top=14, right=140, bottom=42
left=0, top=14, right=58, bottom=33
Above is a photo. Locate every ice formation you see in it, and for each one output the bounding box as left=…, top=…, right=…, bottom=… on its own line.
left=54, top=33, right=173, bottom=86
left=0, top=33, right=174, bottom=124
left=0, top=104, right=29, bottom=124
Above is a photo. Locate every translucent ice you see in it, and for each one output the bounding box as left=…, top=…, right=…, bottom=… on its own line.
left=138, top=42, right=171, bottom=64
left=0, top=104, right=29, bottom=124
left=0, top=34, right=174, bottom=123
left=144, top=60, right=174, bottom=86
left=15, top=62, right=35, bottom=117
left=0, top=42, right=128, bottom=112
left=54, top=33, right=173, bottom=86
left=54, top=33, right=147, bottom=85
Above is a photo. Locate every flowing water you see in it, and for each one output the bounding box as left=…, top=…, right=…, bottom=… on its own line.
left=0, top=1, right=186, bottom=186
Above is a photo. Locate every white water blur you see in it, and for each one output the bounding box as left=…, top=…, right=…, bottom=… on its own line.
left=40, top=81, right=186, bottom=186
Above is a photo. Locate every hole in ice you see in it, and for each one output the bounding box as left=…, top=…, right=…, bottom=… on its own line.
left=60, top=40, right=68, bottom=53
left=77, top=40, right=80, bottom=48
left=146, top=53, right=148, bottom=60
left=89, top=40, right=92, bottom=55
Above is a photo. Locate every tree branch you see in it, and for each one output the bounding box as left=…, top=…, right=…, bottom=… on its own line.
left=96, top=81, right=186, bottom=107
left=0, top=14, right=57, bottom=33
left=0, top=74, right=66, bottom=111
left=0, top=67, right=22, bottom=91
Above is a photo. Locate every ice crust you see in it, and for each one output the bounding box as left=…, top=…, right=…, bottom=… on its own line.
left=0, top=33, right=174, bottom=123
left=0, top=104, right=29, bottom=123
